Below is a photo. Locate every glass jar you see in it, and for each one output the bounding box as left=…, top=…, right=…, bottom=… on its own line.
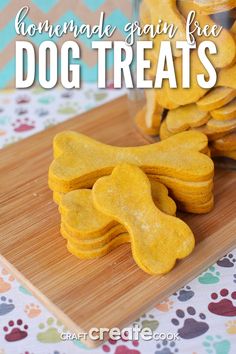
left=129, top=0, right=236, bottom=166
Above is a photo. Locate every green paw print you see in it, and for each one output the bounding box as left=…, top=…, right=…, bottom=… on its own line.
left=198, top=266, right=220, bottom=284
left=57, top=102, right=80, bottom=115
left=134, top=313, right=159, bottom=331
left=203, top=335, right=230, bottom=354
left=37, top=317, right=65, bottom=343
left=19, top=285, right=32, bottom=295
left=85, top=89, right=108, bottom=102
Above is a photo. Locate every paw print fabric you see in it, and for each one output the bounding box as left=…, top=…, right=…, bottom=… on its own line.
left=0, top=87, right=235, bottom=353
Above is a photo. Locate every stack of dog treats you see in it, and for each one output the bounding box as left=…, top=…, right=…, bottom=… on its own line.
left=135, top=0, right=236, bottom=160
left=48, top=130, right=214, bottom=274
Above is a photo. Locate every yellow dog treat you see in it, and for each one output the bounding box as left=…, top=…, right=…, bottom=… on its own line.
left=195, top=125, right=230, bottom=140
left=197, top=87, right=236, bottom=111
left=92, top=164, right=195, bottom=274
left=177, top=196, right=214, bottom=214
left=166, top=104, right=210, bottom=133
left=59, top=181, right=176, bottom=239
left=211, top=98, right=236, bottom=120
left=179, top=1, right=236, bottom=68
left=144, top=89, right=164, bottom=129
left=211, top=147, right=236, bottom=159
left=160, top=120, right=175, bottom=140
left=67, top=233, right=129, bottom=259
left=217, top=63, right=236, bottom=89
left=232, top=20, right=236, bottom=34
left=207, top=117, right=236, bottom=132
left=149, top=80, right=179, bottom=110
left=49, top=131, right=213, bottom=193
left=193, top=0, right=236, bottom=15
left=212, top=132, right=236, bottom=151
left=163, top=51, right=209, bottom=106
left=61, top=223, right=127, bottom=251
left=144, top=0, right=186, bottom=58
left=135, top=107, right=159, bottom=136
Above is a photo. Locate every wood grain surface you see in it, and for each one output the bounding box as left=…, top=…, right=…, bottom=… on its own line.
left=0, top=95, right=236, bottom=348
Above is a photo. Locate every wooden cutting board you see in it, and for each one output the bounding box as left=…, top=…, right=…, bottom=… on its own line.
left=0, top=95, right=236, bottom=348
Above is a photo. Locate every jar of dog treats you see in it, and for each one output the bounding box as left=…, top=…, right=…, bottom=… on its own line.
left=130, top=0, right=236, bottom=167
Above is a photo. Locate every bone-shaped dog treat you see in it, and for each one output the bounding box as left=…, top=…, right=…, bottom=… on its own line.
left=197, top=87, right=236, bottom=111
left=193, top=0, right=236, bottom=15
left=211, top=147, right=236, bottom=160
left=179, top=1, right=236, bottom=68
left=196, top=125, right=232, bottom=141
left=212, top=132, right=236, bottom=151
left=166, top=104, right=210, bottom=133
left=144, top=89, right=164, bottom=129
left=162, top=51, right=209, bottom=105
left=92, top=164, right=195, bottom=274
left=207, top=117, right=236, bottom=132
left=217, top=63, right=236, bottom=89
left=135, top=107, right=160, bottom=137
left=144, top=0, right=186, bottom=58
left=59, top=180, right=177, bottom=240
left=211, top=98, right=236, bottom=120
left=49, top=131, right=213, bottom=193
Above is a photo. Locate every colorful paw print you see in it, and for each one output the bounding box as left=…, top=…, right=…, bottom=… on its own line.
left=0, top=268, right=15, bottom=293
left=198, top=266, right=220, bottom=284
left=173, top=286, right=195, bottom=302
left=24, top=303, right=41, bottom=318
left=225, top=320, right=236, bottom=334
left=0, top=296, right=15, bottom=315
left=3, top=319, right=28, bottom=342
left=37, top=317, right=65, bottom=343
left=134, top=314, right=159, bottom=331
left=102, top=335, right=140, bottom=354
left=217, top=253, right=236, bottom=268
left=155, top=298, right=174, bottom=312
left=171, top=306, right=209, bottom=339
left=208, top=288, right=236, bottom=316
left=203, top=335, right=230, bottom=354
left=156, top=339, right=179, bottom=353
left=12, top=118, right=35, bottom=133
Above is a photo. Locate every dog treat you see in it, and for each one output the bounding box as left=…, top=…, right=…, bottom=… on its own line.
left=144, top=0, right=186, bottom=57
left=160, top=120, right=176, bottom=140
left=197, top=87, right=236, bottom=111
left=67, top=233, right=129, bottom=259
left=144, top=89, right=164, bottom=129
left=59, top=181, right=176, bottom=239
left=217, top=63, right=236, bottom=89
left=135, top=107, right=160, bottom=136
left=166, top=104, right=210, bottom=133
left=195, top=125, right=231, bottom=140
left=212, top=132, right=236, bottom=151
left=193, top=0, right=236, bottom=15
left=163, top=51, right=209, bottom=105
left=151, top=81, right=179, bottom=110
left=207, top=117, right=236, bottom=132
left=179, top=1, right=236, bottom=68
left=92, top=164, right=195, bottom=274
left=177, top=196, right=214, bottom=214
left=232, top=20, right=236, bottom=33
left=48, top=131, right=213, bottom=193
left=211, top=147, right=236, bottom=159
left=211, top=98, right=236, bottom=120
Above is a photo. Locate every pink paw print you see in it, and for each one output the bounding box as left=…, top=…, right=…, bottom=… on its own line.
left=24, top=303, right=41, bottom=318
left=12, top=118, right=35, bottom=133
left=155, top=298, right=174, bottom=312
left=0, top=268, right=15, bottom=293
left=102, top=333, right=140, bottom=354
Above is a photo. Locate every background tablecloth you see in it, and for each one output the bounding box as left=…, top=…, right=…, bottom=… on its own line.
left=0, top=86, right=235, bottom=354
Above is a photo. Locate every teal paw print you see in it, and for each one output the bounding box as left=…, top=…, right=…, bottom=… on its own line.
left=38, top=96, right=55, bottom=104
left=57, top=102, right=80, bottom=115
left=203, top=335, right=230, bottom=354
left=198, top=266, right=220, bottom=284
left=19, top=285, right=32, bottom=295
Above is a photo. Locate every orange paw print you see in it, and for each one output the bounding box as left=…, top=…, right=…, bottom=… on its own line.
left=0, top=268, right=15, bottom=293
left=155, top=298, right=174, bottom=312
left=24, top=303, right=41, bottom=318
